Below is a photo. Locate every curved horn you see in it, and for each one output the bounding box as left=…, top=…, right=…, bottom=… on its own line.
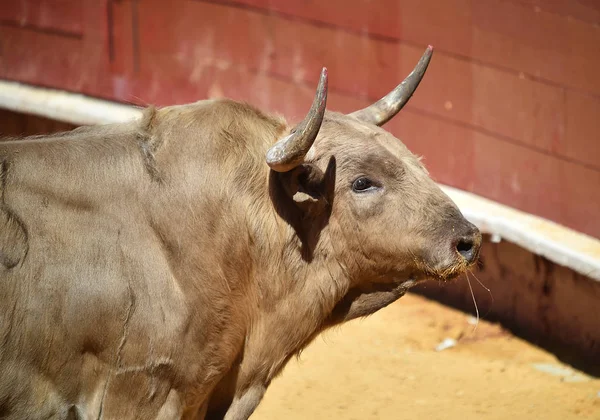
left=266, top=68, right=328, bottom=172
left=350, top=45, right=433, bottom=126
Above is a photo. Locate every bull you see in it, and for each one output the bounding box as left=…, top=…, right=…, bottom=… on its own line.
left=0, top=46, right=480, bottom=419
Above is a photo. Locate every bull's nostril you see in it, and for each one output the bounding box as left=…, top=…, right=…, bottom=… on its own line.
left=456, top=239, right=475, bottom=262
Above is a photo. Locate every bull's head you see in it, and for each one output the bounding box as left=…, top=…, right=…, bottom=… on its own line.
left=266, top=46, right=481, bottom=322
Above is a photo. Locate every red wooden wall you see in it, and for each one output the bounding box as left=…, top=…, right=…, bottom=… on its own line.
left=1, top=0, right=599, bottom=237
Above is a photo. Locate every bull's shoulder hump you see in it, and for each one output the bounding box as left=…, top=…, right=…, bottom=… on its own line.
left=158, top=99, right=286, bottom=132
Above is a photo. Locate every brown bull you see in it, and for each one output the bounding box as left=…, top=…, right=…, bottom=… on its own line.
left=0, top=46, right=480, bottom=419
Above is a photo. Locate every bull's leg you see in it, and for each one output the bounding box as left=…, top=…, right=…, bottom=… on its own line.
left=222, top=385, right=266, bottom=420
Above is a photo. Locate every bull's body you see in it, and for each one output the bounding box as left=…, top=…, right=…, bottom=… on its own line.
left=0, top=48, right=481, bottom=419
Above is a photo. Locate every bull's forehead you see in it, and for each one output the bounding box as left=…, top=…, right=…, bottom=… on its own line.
left=313, top=112, right=425, bottom=172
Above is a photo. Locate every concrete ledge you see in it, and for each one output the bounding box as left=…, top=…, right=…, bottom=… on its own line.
left=0, top=80, right=142, bottom=126
left=1, top=79, right=599, bottom=279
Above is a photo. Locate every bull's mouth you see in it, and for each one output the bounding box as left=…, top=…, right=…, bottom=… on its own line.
left=374, top=252, right=480, bottom=294
left=425, top=259, right=476, bottom=283
left=407, top=256, right=477, bottom=284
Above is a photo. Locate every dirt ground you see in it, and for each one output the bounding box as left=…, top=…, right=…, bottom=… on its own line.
left=254, top=294, right=599, bottom=419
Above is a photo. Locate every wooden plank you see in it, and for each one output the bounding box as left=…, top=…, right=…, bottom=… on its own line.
left=564, top=92, right=600, bottom=170
left=76, top=0, right=113, bottom=98
left=0, top=1, right=114, bottom=102
left=471, top=0, right=600, bottom=96
left=109, top=0, right=136, bottom=76
left=0, top=26, right=84, bottom=90
left=0, top=0, right=83, bottom=36
left=214, top=0, right=600, bottom=95
left=514, top=0, right=600, bottom=24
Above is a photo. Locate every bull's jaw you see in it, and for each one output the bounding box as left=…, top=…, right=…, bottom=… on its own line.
left=328, top=253, right=477, bottom=325
left=332, top=261, right=472, bottom=324
left=327, top=277, right=418, bottom=324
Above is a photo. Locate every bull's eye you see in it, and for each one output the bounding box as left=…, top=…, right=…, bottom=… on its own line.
left=352, top=177, right=376, bottom=192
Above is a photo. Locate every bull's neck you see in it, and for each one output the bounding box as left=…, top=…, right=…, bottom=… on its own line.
left=230, top=178, right=348, bottom=389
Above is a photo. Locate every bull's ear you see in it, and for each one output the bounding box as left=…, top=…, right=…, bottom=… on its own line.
left=280, top=158, right=335, bottom=215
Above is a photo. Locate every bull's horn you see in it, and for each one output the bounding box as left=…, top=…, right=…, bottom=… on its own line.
left=350, top=46, right=433, bottom=126
left=266, top=68, right=328, bottom=172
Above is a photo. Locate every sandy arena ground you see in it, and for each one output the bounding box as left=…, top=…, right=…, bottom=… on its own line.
left=254, top=294, right=599, bottom=419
